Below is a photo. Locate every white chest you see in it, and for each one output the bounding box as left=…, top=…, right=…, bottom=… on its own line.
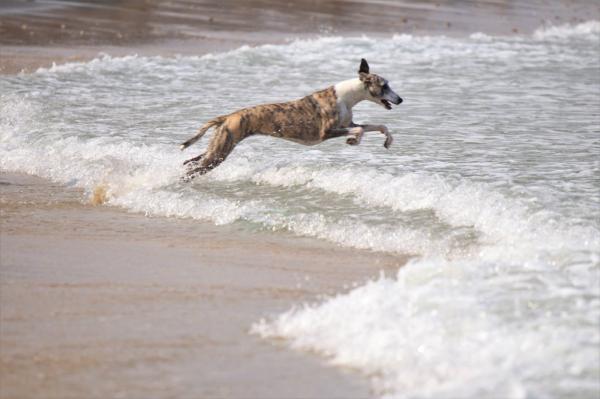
left=337, top=102, right=353, bottom=128
left=334, top=78, right=366, bottom=128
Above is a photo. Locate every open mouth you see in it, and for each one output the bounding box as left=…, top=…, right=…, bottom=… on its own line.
left=381, top=99, right=392, bottom=110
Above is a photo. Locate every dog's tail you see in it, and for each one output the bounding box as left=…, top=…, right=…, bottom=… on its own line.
left=180, top=116, right=227, bottom=151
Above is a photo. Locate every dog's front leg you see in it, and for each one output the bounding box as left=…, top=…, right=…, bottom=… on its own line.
left=324, top=127, right=363, bottom=145
left=345, top=126, right=365, bottom=145
left=325, top=126, right=364, bottom=145
left=355, top=124, right=393, bottom=148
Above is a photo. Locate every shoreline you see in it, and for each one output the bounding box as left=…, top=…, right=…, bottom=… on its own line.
left=1, top=171, right=406, bottom=398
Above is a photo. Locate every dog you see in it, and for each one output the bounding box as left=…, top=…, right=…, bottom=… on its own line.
left=180, top=58, right=402, bottom=178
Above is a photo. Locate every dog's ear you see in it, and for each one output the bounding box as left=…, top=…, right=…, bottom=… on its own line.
left=358, top=58, right=369, bottom=74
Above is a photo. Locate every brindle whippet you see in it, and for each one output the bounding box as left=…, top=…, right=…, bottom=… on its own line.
left=180, top=58, right=402, bottom=178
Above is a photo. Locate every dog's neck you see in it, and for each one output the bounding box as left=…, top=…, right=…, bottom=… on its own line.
left=333, top=78, right=368, bottom=109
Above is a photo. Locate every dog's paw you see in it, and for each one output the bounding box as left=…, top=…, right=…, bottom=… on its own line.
left=183, top=153, right=204, bottom=166
left=184, top=162, right=198, bottom=173
left=346, top=137, right=359, bottom=146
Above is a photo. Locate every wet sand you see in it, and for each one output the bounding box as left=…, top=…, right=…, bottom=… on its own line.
left=1, top=1, right=599, bottom=398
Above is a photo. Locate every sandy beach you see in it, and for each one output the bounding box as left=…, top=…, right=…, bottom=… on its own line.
left=1, top=1, right=599, bottom=398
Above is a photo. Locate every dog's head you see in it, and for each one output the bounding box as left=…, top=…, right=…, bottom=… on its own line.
left=358, top=59, right=402, bottom=110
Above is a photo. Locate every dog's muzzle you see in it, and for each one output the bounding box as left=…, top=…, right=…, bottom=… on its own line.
left=381, top=95, right=402, bottom=110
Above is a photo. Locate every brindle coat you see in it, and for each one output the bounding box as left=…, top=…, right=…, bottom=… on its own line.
left=181, top=59, right=402, bottom=178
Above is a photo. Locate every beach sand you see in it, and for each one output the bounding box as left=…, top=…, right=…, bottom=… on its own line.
left=1, top=1, right=599, bottom=398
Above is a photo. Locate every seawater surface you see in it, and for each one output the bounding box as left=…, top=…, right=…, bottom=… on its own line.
left=2, top=21, right=599, bottom=399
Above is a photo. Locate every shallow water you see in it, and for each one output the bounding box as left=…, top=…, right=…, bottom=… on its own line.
left=2, top=21, right=599, bottom=399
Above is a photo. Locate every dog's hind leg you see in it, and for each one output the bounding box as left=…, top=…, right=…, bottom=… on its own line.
left=185, top=126, right=241, bottom=179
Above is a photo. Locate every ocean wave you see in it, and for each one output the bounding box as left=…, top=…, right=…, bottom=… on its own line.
left=209, top=159, right=600, bottom=261
left=31, top=20, right=600, bottom=77
left=533, top=20, right=600, bottom=40
left=0, top=99, right=455, bottom=255
left=252, top=254, right=600, bottom=398
left=3, top=94, right=594, bottom=258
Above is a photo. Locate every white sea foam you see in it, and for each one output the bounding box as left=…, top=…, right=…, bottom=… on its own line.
left=2, top=22, right=600, bottom=398
left=253, top=255, right=600, bottom=398
left=533, top=20, right=600, bottom=40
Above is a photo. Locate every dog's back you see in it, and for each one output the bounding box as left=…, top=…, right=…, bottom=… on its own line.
left=230, top=86, right=340, bottom=144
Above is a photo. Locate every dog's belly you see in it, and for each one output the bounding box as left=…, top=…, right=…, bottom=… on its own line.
left=256, top=123, right=323, bottom=145
left=278, top=135, right=322, bottom=146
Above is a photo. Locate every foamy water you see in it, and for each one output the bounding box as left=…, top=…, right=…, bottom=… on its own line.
left=2, top=21, right=599, bottom=398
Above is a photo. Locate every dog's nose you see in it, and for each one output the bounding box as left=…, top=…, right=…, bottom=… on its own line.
left=396, top=97, right=403, bottom=104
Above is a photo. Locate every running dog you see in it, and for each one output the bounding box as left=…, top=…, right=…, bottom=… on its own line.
left=180, top=58, right=402, bottom=178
